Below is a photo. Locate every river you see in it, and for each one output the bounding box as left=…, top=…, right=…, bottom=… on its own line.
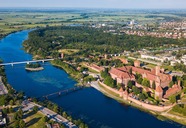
left=0, top=30, right=184, bottom=128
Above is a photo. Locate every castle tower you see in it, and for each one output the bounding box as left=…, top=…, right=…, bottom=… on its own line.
left=155, top=66, right=160, bottom=76
left=155, top=85, right=163, bottom=100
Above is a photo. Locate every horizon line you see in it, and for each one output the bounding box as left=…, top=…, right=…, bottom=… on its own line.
left=0, top=7, right=186, bottom=10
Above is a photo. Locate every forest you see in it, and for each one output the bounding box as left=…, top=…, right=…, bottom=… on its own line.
left=23, top=26, right=186, bottom=58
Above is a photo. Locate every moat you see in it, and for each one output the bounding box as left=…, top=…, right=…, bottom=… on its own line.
left=0, top=30, right=184, bottom=128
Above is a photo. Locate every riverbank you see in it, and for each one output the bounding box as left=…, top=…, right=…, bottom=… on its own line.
left=0, top=76, right=8, bottom=95
left=51, top=60, right=81, bottom=82
left=90, top=81, right=186, bottom=126
left=25, top=67, right=44, bottom=71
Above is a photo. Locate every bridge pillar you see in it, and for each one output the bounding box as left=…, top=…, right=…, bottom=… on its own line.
left=27, top=62, right=30, bottom=64
left=11, top=63, right=14, bottom=67
left=58, top=92, right=61, bottom=96
left=42, top=60, right=44, bottom=63
left=44, top=96, right=48, bottom=100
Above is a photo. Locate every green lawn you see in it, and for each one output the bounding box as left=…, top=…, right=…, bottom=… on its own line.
left=25, top=111, right=46, bottom=128
left=58, top=49, right=80, bottom=55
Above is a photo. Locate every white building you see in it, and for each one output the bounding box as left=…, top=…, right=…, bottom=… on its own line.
left=162, top=56, right=175, bottom=61
left=181, top=55, right=186, bottom=65
left=141, top=54, right=164, bottom=62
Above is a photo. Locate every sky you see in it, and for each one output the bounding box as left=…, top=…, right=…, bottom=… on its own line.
left=0, top=0, right=186, bottom=9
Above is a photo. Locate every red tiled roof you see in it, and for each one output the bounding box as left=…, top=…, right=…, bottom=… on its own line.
left=118, top=66, right=171, bottom=84
left=109, top=68, right=135, bottom=79
left=52, top=124, right=60, bottom=128
left=90, top=64, right=104, bottom=72
left=155, top=85, right=163, bottom=93
left=119, top=87, right=124, bottom=92
left=164, top=84, right=181, bottom=98
left=118, top=58, right=128, bottom=64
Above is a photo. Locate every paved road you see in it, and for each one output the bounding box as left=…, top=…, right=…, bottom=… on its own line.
left=0, top=76, right=8, bottom=95
left=22, top=101, right=77, bottom=128
left=90, top=81, right=101, bottom=91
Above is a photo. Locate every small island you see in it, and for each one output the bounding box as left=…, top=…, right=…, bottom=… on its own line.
left=25, top=63, right=44, bottom=71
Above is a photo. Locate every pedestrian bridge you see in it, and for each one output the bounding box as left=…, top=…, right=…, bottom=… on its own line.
left=0, top=58, right=55, bottom=66
left=40, top=86, right=84, bottom=100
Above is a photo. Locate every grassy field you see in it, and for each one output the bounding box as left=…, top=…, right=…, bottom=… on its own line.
left=58, top=49, right=79, bottom=55
left=24, top=111, right=46, bottom=128
left=8, top=111, right=46, bottom=128
left=1, top=9, right=186, bottom=39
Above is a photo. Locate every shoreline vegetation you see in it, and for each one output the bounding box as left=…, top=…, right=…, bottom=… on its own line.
left=51, top=60, right=83, bottom=83
left=25, top=63, right=44, bottom=71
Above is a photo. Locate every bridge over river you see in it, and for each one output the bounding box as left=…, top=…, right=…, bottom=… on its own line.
left=40, top=86, right=84, bottom=100
left=0, top=58, right=55, bottom=66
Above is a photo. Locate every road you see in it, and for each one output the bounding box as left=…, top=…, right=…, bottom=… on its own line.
left=90, top=81, right=101, bottom=91
left=22, top=101, right=77, bottom=128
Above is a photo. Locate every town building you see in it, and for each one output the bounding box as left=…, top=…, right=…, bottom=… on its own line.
left=0, top=110, right=6, bottom=126
left=89, top=64, right=105, bottom=73
left=118, top=58, right=128, bottom=64
left=141, top=54, right=165, bottom=62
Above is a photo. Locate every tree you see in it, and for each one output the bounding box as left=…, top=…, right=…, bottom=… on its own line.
left=42, top=116, right=49, bottom=122
left=17, top=91, right=24, bottom=99
left=79, top=123, right=86, bottom=128
left=183, top=88, right=186, bottom=94
left=53, top=104, right=58, bottom=113
left=183, top=80, right=186, bottom=87
left=2, top=108, right=7, bottom=115
left=19, top=119, right=26, bottom=128
left=142, top=78, right=150, bottom=87
left=9, top=107, right=14, bottom=113
left=169, top=81, right=174, bottom=88
left=33, top=106, right=39, bottom=113
left=129, top=68, right=132, bottom=75
left=62, top=112, right=67, bottom=118
left=127, top=80, right=133, bottom=89
left=59, top=124, right=65, bottom=128
left=169, top=95, right=176, bottom=103
left=13, top=112, right=19, bottom=120
left=139, top=93, right=146, bottom=100
left=101, top=70, right=109, bottom=79
left=152, top=81, right=156, bottom=89
left=116, top=83, right=122, bottom=89
left=14, top=120, right=19, bottom=128
left=0, top=96, right=6, bottom=106
left=17, top=109, right=23, bottom=119
left=9, top=100, right=14, bottom=106
left=132, top=86, right=140, bottom=95
left=137, top=77, right=143, bottom=84
left=104, top=76, right=115, bottom=88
